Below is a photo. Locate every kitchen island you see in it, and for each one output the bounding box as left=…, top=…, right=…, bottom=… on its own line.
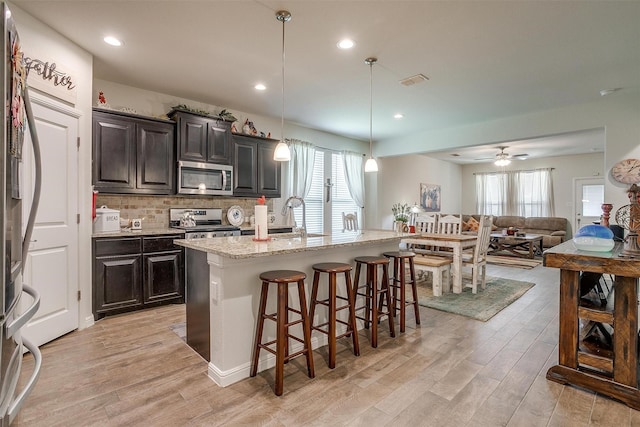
left=174, top=230, right=406, bottom=387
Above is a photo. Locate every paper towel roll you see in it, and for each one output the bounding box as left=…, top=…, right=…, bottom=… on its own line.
left=254, top=205, right=268, bottom=240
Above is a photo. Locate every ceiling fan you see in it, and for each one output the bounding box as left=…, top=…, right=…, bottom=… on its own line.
left=474, top=146, right=529, bottom=163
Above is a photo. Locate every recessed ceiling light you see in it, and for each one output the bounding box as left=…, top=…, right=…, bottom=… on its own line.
left=103, top=36, right=122, bottom=47
left=393, top=113, right=404, bottom=119
left=337, top=39, right=355, bottom=49
left=254, top=83, right=266, bottom=91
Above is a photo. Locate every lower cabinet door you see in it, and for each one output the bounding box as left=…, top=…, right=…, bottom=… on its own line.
left=94, top=254, right=143, bottom=315
left=143, top=250, right=184, bottom=304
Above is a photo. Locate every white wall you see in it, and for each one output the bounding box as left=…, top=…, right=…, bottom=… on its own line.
left=11, top=3, right=94, bottom=329
left=461, top=152, right=604, bottom=236
left=376, top=91, right=640, bottom=215
left=372, top=154, right=462, bottom=230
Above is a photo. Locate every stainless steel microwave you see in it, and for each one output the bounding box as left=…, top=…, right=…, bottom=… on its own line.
left=177, top=161, right=233, bottom=195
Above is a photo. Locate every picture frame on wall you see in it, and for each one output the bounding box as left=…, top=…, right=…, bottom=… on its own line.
left=420, top=183, right=441, bottom=212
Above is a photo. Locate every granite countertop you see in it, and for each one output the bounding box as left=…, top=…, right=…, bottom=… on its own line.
left=92, top=227, right=185, bottom=238
left=174, top=229, right=407, bottom=259
left=239, top=225, right=292, bottom=231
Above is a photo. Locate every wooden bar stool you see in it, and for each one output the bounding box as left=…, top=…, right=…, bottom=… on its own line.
left=250, top=270, right=315, bottom=396
left=353, top=256, right=395, bottom=348
left=383, top=251, right=420, bottom=333
left=309, top=262, right=360, bottom=368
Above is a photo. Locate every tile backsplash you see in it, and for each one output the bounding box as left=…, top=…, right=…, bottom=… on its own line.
left=96, top=195, right=276, bottom=229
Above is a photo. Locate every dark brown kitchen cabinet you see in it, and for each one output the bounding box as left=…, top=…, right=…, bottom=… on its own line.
left=142, top=236, right=184, bottom=304
left=93, top=234, right=184, bottom=319
left=93, top=108, right=175, bottom=195
left=170, top=110, right=232, bottom=165
left=232, top=134, right=281, bottom=198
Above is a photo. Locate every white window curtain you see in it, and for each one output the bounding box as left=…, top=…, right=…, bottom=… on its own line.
left=513, top=168, right=555, bottom=216
left=284, top=139, right=315, bottom=225
left=475, top=168, right=554, bottom=216
left=287, top=139, right=316, bottom=198
left=341, top=150, right=365, bottom=208
left=475, top=172, right=507, bottom=215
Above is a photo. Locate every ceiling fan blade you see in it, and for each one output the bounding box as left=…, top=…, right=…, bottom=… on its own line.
left=512, top=153, right=529, bottom=158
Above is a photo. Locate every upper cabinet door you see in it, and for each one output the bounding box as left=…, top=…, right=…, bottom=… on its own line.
left=177, top=114, right=207, bottom=162
left=232, top=137, right=258, bottom=195
left=93, top=112, right=136, bottom=191
left=257, top=141, right=281, bottom=198
left=207, top=121, right=232, bottom=164
left=136, top=121, right=175, bottom=194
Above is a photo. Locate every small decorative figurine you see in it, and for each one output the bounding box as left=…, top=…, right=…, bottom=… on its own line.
left=230, top=123, right=238, bottom=133
left=242, top=118, right=258, bottom=135
left=98, top=91, right=111, bottom=109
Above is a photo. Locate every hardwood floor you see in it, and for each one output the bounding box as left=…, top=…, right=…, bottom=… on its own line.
left=15, top=263, right=640, bottom=426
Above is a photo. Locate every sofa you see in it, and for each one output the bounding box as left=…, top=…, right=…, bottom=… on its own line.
left=462, top=214, right=569, bottom=249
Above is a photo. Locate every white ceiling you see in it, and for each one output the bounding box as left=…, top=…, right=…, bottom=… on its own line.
left=12, top=1, right=639, bottom=162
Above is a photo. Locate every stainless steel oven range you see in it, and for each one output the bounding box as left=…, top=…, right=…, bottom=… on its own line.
left=169, top=208, right=241, bottom=239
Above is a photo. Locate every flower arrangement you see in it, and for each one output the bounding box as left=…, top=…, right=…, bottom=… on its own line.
left=392, top=203, right=410, bottom=223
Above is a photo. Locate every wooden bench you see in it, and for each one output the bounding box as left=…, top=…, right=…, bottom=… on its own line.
left=413, top=255, right=452, bottom=296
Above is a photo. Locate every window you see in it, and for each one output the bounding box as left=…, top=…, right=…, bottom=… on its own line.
left=476, top=169, right=554, bottom=216
left=291, top=150, right=360, bottom=234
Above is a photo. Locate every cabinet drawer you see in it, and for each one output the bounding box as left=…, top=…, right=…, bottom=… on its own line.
left=143, top=235, right=181, bottom=252
left=94, top=237, right=142, bottom=256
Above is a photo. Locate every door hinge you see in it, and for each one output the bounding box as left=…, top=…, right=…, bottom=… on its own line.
left=77, top=214, right=80, bottom=224
left=77, top=136, right=80, bottom=150
left=77, top=290, right=81, bottom=301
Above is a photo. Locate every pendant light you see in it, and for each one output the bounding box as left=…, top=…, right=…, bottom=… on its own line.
left=273, top=10, right=291, bottom=162
left=364, top=57, right=378, bottom=172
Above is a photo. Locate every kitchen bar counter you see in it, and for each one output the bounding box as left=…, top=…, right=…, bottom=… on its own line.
left=175, top=229, right=405, bottom=387
left=174, top=229, right=406, bottom=258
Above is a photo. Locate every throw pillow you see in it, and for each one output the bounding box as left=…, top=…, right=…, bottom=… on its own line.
left=467, top=216, right=480, bottom=232
left=462, top=220, right=471, bottom=232
left=491, top=223, right=498, bottom=231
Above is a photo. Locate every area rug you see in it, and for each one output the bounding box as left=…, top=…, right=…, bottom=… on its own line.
left=486, top=255, right=542, bottom=269
left=416, top=274, right=535, bottom=321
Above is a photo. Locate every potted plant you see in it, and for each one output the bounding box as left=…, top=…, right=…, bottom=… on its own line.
left=392, top=203, right=410, bottom=232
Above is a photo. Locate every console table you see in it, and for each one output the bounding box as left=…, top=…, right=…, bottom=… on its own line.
left=543, top=240, right=640, bottom=410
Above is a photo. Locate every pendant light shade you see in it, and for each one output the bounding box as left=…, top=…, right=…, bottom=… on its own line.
left=364, top=57, right=378, bottom=173
left=274, top=10, right=291, bottom=162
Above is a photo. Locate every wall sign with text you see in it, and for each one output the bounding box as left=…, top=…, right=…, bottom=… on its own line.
left=24, top=54, right=77, bottom=104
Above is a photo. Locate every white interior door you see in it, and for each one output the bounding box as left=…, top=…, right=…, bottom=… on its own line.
left=20, top=94, right=80, bottom=346
left=574, top=177, right=605, bottom=232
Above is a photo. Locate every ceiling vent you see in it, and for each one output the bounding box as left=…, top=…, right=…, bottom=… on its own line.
left=399, top=73, right=429, bottom=86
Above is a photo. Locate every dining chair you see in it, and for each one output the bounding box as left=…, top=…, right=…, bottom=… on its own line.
left=414, top=213, right=437, bottom=234
left=412, top=213, right=438, bottom=254
left=437, top=213, right=463, bottom=234
left=342, top=212, right=359, bottom=231
left=462, top=215, right=493, bottom=293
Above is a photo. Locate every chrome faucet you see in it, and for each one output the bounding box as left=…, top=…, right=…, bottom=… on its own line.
left=282, top=196, right=307, bottom=237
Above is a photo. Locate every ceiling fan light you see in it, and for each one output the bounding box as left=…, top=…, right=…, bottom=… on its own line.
left=495, top=158, right=511, bottom=167
left=364, top=157, right=378, bottom=172
left=273, top=141, right=291, bottom=161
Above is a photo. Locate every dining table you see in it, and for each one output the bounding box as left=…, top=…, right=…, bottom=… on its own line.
left=401, top=233, right=478, bottom=293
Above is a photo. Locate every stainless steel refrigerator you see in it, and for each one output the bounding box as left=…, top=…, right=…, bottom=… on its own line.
left=0, top=2, right=42, bottom=425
